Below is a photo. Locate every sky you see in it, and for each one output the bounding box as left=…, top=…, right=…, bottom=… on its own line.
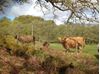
left=0, top=0, right=99, bottom=25
left=0, top=1, right=70, bottom=25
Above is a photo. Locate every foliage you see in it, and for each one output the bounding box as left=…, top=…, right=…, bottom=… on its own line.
left=37, top=0, right=98, bottom=23
left=0, top=12, right=99, bottom=74
left=0, top=15, right=99, bottom=44
left=0, top=17, right=11, bottom=26
left=0, top=0, right=98, bottom=23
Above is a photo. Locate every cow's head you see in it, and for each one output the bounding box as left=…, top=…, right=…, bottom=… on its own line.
left=58, top=37, right=62, bottom=41
left=58, top=37, right=65, bottom=43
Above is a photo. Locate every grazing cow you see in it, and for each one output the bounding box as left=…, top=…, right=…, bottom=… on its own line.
left=15, top=35, right=35, bottom=45
left=58, top=37, right=85, bottom=52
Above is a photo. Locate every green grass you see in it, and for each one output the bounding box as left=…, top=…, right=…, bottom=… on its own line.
left=50, top=43, right=98, bottom=55
left=50, top=43, right=65, bottom=50
left=83, top=44, right=98, bottom=55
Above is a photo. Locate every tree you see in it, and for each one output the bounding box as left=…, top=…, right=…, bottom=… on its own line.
left=0, top=17, right=11, bottom=26
left=37, top=0, right=98, bottom=23
left=0, top=0, right=28, bottom=13
left=0, top=15, right=98, bottom=44
left=0, top=0, right=99, bottom=24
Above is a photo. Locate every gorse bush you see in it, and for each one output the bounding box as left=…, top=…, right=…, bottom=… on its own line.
left=32, top=50, right=49, bottom=62
left=5, top=35, right=18, bottom=49
left=0, top=35, right=35, bottom=56
left=22, top=43, right=35, bottom=55
left=0, top=35, right=6, bottom=47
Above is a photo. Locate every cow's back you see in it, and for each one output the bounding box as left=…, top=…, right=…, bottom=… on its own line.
left=17, top=35, right=34, bottom=43
left=69, top=37, right=85, bottom=47
left=63, top=38, right=78, bottom=49
left=58, top=36, right=85, bottom=51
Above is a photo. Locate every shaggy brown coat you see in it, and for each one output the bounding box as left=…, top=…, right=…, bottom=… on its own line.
left=16, top=35, right=35, bottom=44
left=58, top=37, right=85, bottom=52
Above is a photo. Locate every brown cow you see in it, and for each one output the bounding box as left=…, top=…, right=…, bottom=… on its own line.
left=58, top=37, right=85, bottom=52
left=69, top=37, right=85, bottom=49
left=15, top=35, right=35, bottom=45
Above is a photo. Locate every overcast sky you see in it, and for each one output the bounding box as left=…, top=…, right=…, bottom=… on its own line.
left=0, top=0, right=98, bottom=25
left=0, top=1, right=71, bottom=25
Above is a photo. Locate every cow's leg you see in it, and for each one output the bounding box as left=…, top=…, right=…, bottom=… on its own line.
left=75, top=44, right=78, bottom=53
left=67, top=48, right=70, bottom=52
left=76, top=43, right=82, bottom=53
left=78, top=46, right=80, bottom=53
left=78, top=46, right=82, bottom=53
left=65, top=48, right=70, bottom=53
left=64, top=45, right=69, bottom=53
left=65, top=49, right=68, bottom=52
left=75, top=45, right=77, bottom=52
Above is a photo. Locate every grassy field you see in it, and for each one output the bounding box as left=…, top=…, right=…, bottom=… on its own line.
left=50, top=43, right=98, bottom=55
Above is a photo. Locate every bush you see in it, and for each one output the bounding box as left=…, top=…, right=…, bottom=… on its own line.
left=32, top=50, right=49, bottom=62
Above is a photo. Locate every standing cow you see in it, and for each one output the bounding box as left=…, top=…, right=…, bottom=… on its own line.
left=69, top=37, right=85, bottom=49
left=58, top=37, right=85, bottom=52
left=15, top=35, right=35, bottom=45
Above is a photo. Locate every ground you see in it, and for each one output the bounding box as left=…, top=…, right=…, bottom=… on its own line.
left=0, top=43, right=99, bottom=74
left=50, top=43, right=98, bottom=55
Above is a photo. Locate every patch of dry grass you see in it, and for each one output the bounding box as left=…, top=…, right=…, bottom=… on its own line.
left=0, top=40, right=98, bottom=74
